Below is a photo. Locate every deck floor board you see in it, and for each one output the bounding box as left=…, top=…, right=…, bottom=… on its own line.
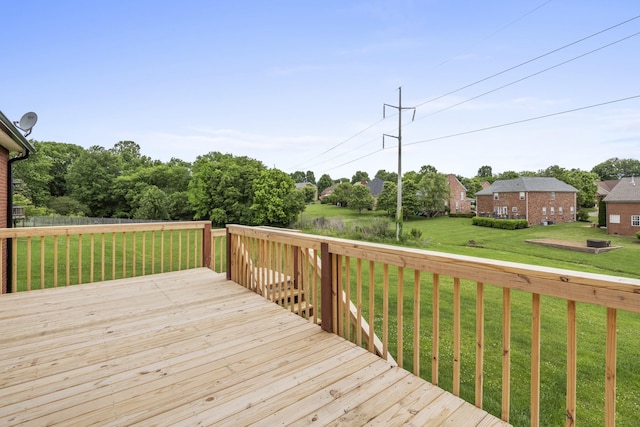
left=0, top=268, right=509, bottom=426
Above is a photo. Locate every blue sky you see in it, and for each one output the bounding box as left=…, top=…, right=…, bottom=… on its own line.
left=3, top=1, right=639, bottom=179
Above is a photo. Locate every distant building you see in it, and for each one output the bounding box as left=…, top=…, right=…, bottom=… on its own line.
left=446, top=174, right=472, bottom=214
left=602, top=177, right=640, bottom=237
left=476, top=177, right=577, bottom=226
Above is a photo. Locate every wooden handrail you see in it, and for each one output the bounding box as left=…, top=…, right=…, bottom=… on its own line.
left=225, top=224, right=640, bottom=426
left=0, top=221, right=214, bottom=293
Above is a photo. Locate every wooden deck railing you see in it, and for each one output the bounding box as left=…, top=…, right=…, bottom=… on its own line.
left=0, top=221, right=223, bottom=292
left=225, top=224, right=640, bottom=426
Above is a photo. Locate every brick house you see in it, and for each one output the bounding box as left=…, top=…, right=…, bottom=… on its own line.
left=446, top=174, right=472, bottom=214
left=602, top=177, right=640, bottom=237
left=0, top=110, right=35, bottom=293
left=476, top=177, right=577, bottom=226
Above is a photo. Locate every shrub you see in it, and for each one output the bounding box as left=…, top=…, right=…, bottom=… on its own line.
left=577, top=208, right=591, bottom=222
left=637, top=230, right=640, bottom=240
left=472, top=217, right=528, bottom=230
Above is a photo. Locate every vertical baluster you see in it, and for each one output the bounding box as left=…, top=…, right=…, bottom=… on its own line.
left=413, top=269, right=421, bottom=377
left=605, top=308, right=617, bottom=427
left=566, top=300, right=577, bottom=427
left=502, top=288, right=511, bottom=423
left=531, top=293, right=541, bottom=427
left=368, top=261, right=375, bottom=353
left=397, top=266, right=404, bottom=368
left=382, top=264, right=389, bottom=361
left=475, top=282, right=485, bottom=408
left=432, top=273, right=440, bottom=386
left=453, top=277, right=461, bottom=396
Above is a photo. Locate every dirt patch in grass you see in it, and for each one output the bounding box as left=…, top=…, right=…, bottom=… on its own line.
left=526, top=238, right=621, bottom=254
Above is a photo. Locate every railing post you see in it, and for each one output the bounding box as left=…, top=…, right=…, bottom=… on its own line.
left=226, top=226, right=232, bottom=281
left=202, top=222, right=211, bottom=269
left=321, top=242, right=335, bottom=333
left=293, top=246, right=299, bottom=289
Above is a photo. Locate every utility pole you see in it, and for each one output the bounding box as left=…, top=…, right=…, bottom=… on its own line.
left=384, top=87, right=415, bottom=241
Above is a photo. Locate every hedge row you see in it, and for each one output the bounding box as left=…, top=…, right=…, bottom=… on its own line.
left=472, top=217, right=529, bottom=229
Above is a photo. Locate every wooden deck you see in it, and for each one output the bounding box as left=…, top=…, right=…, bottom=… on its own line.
left=0, top=268, right=509, bottom=426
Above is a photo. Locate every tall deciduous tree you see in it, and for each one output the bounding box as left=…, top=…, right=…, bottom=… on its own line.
left=316, top=174, right=333, bottom=194
left=251, top=169, right=305, bottom=227
left=592, top=157, right=640, bottom=180
left=326, top=181, right=353, bottom=207
left=188, top=152, right=265, bottom=226
left=417, top=172, right=448, bottom=217
left=67, top=146, right=123, bottom=217
left=349, top=184, right=374, bottom=213
left=351, top=170, right=370, bottom=184
left=134, top=185, right=170, bottom=220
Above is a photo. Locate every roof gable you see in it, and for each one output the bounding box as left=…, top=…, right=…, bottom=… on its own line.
left=603, top=177, right=640, bottom=202
left=365, top=178, right=385, bottom=197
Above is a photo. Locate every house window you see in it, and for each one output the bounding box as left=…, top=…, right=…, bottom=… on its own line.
left=502, top=206, right=508, bottom=215
left=559, top=207, right=563, bottom=215
left=512, top=207, right=518, bottom=213
left=460, top=191, right=464, bottom=201
left=550, top=207, right=555, bottom=215
left=570, top=206, right=574, bottom=214
left=610, top=215, right=620, bottom=224
left=493, top=193, right=499, bottom=200
left=542, top=207, right=547, bottom=215
left=550, top=192, right=556, bottom=200
left=632, top=215, right=640, bottom=226
left=519, top=192, right=525, bottom=200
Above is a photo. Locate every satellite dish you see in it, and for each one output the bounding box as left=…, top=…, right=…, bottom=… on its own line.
left=14, top=112, right=38, bottom=136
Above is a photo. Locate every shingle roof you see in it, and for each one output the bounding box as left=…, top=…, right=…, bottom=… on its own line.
left=596, top=180, right=620, bottom=196
left=476, top=177, right=577, bottom=195
left=603, top=177, right=640, bottom=202
left=365, top=178, right=385, bottom=197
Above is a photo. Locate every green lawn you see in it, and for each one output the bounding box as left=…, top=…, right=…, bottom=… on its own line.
left=301, top=202, right=640, bottom=278
left=301, top=203, right=640, bottom=426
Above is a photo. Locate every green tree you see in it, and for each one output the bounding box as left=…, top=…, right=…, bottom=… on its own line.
left=401, top=180, right=420, bottom=219
left=300, top=185, right=316, bottom=203
left=167, top=192, right=194, bottom=220
left=496, top=170, right=519, bottom=180
left=251, top=169, right=305, bottom=227
left=67, top=146, right=123, bottom=217
left=460, top=176, right=484, bottom=199
left=317, top=174, right=333, bottom=194
left=111, top=140, right=154, bottom=173
left=377, top=181, right=396, bottom=215
left=290, top=171, right=306, bottom=183
left=12, top=141, right=85, bottom=206
left=47, top=196, right=89, bottom=216
left=326, top=182, right=352, bottom=206
left=351, top=171, right=370, bottom=184
left=134, top=185, right=170, bottom=220
left=188, top=152, right=265, bottom=226
left=375, top=169, right=398, bottom=182
left=592, top=157, right=640, bottom=180
left=417, top=172, right=448, bottom=217
left=349, top=184, right=374, bottom=213
left=477, top=165, right=493, bottom=179
left=305, top=170, right=316, bottom=185
left=562, top=169, right=599, bottom=209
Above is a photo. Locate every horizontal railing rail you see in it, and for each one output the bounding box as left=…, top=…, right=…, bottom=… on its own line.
left=226, top=224, right=640, bottom=426
left=0, top=221, right=214, bottom=292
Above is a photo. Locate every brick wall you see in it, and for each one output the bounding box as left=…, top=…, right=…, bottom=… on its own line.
left=447, top=174, right=472, bottom=213
left=476, top=190, right=576, bottom=225
left=0, top=147, right=8, bottom=293
left=606, top=202, right=640, bottom=236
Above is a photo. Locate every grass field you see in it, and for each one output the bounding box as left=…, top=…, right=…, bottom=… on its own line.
left=300, top=203, right=640, bottom=426
left=301, top=202, right=640, bottom=278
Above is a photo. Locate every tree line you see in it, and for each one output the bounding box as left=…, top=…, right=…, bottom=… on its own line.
left=12, top=139, right=640, bottom=226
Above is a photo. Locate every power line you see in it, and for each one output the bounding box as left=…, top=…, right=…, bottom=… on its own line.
left=405, top=95, right=640, bottom=147
left=323, top=94, right=639, bottom=173
left=412, top=30, right=640, bottom=122
left=289, top=14, right=640, bottom=174
left=414, top=14, right=640, bottom=109
left=437, top=0, right=555, bottom=67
